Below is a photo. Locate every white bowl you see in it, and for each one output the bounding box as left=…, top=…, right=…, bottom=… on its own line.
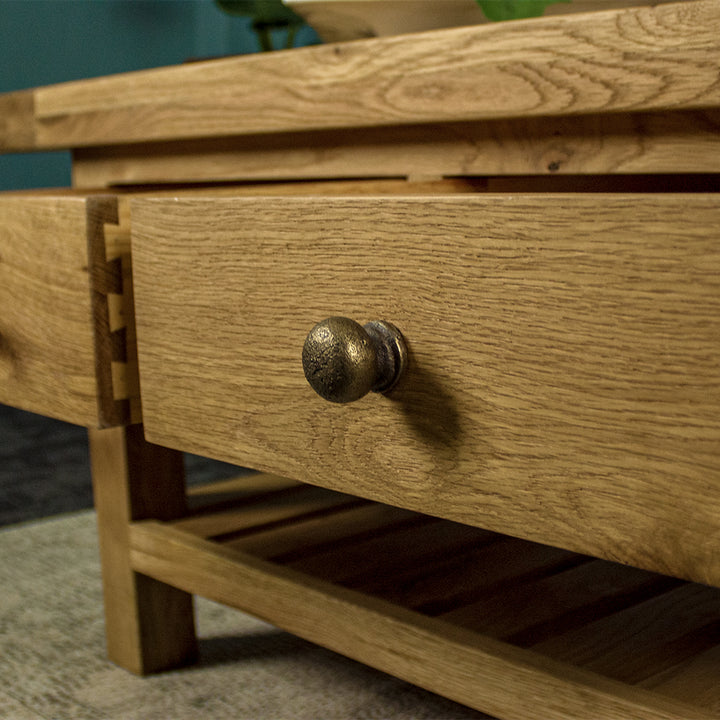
left=285, top=1, right=485, bottom=41
left=284, top=0, right=682, bottom=42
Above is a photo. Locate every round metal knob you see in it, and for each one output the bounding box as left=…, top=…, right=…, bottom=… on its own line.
left=302, top=317, right=408, bottom=403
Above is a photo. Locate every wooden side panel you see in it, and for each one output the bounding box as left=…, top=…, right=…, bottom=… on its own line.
left=12, top=0, right=718, bottom=150
left=0, top=194, right=128, bottom=426
left=131, top=194, right=720, bottom=587
left=72, top=111, right=720, bottom=188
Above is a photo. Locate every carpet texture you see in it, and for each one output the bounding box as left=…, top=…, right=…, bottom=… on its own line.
left=0, top=501, right=490, bottom=719
left=0, top=405, right=239, bottom=528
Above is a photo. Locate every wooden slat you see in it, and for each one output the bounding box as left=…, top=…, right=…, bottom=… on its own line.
left=354, top=537, right=583, bottom=615
left=644, top=645, right=720, bottom=713
left=224, top=502, right=423, bottom=560
left=441, top=559, right=681, bottom=641
left=208, top=497, right=581, bottom=616
left=132, top=193, right=720, bottom=587
left=532, top=583, right=720, bottom=685
left=286, top=517, right=493, bottom=586
left=129, top=520, right=714, bottom=720
left=0, top=1, right=716, bottom=152
left=0, top=193, right=128, bottom=426
left=71, top=111, right=720, bottom=187
left=172, top=483, right=361, bottom=539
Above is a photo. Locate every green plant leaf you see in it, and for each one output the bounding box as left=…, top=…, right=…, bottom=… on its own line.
left=214, top=0, right=303, bottom=27
left=476, top=0, right=571, bottom=22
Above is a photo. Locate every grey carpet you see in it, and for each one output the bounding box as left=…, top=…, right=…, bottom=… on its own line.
left=0, top=406, right=491, bottom=719
left=0, top=404, right=240, bottom=528
left=0, top=405, right=94, bottom=527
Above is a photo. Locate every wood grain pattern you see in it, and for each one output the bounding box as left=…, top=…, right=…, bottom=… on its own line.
left=89, top=425, right=197, bottom=675
left=0, top=90, right=34, bottom=152
left=71, top=110, right=720, bottom=187
left=287, top=517, right=496, bottom=588
left=0, top=193, right=127, bottom=426
left=129, top=519, right=714, bottom=720
left=531, top=582, right=720, bottom=685
left=173, top=482, right=360, bottom=539
left=1, top=1, right=717, bottom=151
left=225, top=502, right=422, bottom=561
left=440, top=558, right=676, bottom=640
left=132, top=194, right=720, bottom=587
left=0, top=183, right=465, bottom=427
left=349, top=536, right=581, bottom=614
left=643, top=645, right=720, bottom=713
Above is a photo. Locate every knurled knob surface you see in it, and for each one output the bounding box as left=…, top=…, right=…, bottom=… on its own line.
left=302, top=317, right=408, bottom=403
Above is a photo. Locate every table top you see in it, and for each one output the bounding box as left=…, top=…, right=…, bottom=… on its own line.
left=0, top=0, right=718, bottom=154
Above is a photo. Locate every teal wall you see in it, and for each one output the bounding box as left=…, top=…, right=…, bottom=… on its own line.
left=0, top=0, right=317, bottom=190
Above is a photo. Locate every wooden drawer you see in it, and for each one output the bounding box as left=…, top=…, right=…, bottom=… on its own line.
left=0, top=192, right=136, bottom=427
left=131, top=194, right=720, bottom=587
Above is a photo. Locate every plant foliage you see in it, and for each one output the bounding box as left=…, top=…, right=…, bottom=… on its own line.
left=215, top=0, right=304, bottom=51
left=215, top=0, right=302, bottom=26
left=475, top=0, right=571, bottom=22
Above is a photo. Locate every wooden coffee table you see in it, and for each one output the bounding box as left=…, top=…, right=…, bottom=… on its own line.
left=2, top=3, right=720, bottom=717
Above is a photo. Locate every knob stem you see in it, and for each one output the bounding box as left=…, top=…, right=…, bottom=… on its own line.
left=363, top=320, right=407, bottom=394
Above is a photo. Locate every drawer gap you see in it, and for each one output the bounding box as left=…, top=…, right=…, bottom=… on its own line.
left=185, top=472, right=302, bottom=514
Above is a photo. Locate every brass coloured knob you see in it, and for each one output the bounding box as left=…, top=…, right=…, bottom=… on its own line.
left=302, top=317, right=408, bottom=403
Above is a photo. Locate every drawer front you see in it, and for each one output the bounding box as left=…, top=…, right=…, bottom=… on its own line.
left=0, top=193, right=133, bottom=427
left=132, top=195, right=720, bottom=586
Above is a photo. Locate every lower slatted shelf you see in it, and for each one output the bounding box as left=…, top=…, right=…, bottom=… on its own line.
left=129, top=473, right=720, bottom=720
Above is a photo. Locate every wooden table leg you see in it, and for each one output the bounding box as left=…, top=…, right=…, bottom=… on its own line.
left=88, top=424, right=198, bottom=674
